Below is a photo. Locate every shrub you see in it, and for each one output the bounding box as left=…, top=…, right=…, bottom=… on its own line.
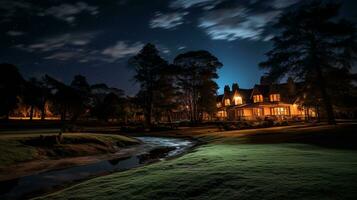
left=262, top=119, right=274, bottom=127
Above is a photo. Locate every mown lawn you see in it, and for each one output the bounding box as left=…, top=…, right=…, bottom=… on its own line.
left=0, top=133, right=140, bottom=167
left=35, top=125, right=357, bottom=200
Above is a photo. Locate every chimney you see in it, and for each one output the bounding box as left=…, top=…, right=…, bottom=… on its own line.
left=287, top=77, right=295, bottom=95
left=260, top=76, right=272, bottom=85
left=232, top=83, right=239, bottom=92
left=224, top=85, right=230, bottom=95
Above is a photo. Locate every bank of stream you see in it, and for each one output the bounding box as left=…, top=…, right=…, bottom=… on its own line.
left=0, top=136, right=195, bottom=200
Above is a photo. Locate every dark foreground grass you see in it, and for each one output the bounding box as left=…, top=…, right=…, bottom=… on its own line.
left=35, top=126, right=357, bottom=200
left=0, top=133, right=139, bottom=167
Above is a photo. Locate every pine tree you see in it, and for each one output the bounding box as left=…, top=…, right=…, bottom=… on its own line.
left=260, top=1, right=357, bottom=124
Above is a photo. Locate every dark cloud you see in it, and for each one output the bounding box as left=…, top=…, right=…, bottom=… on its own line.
left=270, top=0, right=299, bottom=9
left=13, top=32, right=142, bottom=63
left=170, top=0, right=222, bottom=9
left=0, top=0, right=37, bottom=23
left=199, top=7, right=281, bottom=41
left=6, top=30, right=25, bottom=36
left=101, top=41, right=144, bottom=62
left=150, top=11, right=188, bottom=29
left=39, top=2, right=99, bottom=25
left=0, top=1, right=99, bottom=25
left=167, top=0, right=300, bottom=41
left=16, top=32, right=98, bottom=52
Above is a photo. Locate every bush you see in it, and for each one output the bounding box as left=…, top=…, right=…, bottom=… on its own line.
left=275, top=121, right=289, bottom=126
left=261, top=119, right=274, bottom=128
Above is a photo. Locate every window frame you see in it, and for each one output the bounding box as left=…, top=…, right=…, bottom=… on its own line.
left=253, top=95, right=263, bottom=103
left=270, top=93, right=280, bottom=102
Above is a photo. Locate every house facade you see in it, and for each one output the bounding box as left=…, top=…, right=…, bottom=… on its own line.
left=216, top=77, right=316, bottom=121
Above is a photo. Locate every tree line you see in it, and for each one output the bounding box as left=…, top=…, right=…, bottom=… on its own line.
left=0, top=45, right=222, bottom=127
left=0, top=63, right=130, bottom=122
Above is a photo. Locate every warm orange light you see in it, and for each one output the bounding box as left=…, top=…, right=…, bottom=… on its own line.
left=253, top=95, right=263, bottom=103
left=270, top=94, right=280, bottom=102
left=233, top=95, right=242, bottom=105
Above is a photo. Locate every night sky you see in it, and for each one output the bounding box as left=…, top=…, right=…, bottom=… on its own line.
left=1, top=0, right=356, bottom=95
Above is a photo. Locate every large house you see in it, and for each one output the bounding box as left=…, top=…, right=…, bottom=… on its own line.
left=216, top=77, right=316, bottom=121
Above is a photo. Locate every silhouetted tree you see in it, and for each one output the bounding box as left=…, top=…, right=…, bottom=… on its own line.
left=23, top=78, right=44, bottom=120
left=92, top=92, right=125, bottom=122
left=174, top=51, right=222, bottom=123
left=70, top=75, right=91, bottom=121
left=260, top=1, right=357, bottom=124
left=152, top=64, right=178, bottom=123
left=0, top=63, right=25, bottom=119
left=90, top=84, right=126, bottom=122
left=44, top=75, right=76, bottom=122
left=129, top=43, right=169, bottom=127
left=198, top=80, right=219, bottom=119
left=38, top=77, right=53, bottom=120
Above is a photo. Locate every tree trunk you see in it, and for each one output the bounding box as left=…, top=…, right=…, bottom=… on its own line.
left=305, top=108, right=309, bottom=122
left=61, top=106, right=67, bottom=122
left=315, top=66, right=336, bottom=125
left=316, top=105, right=321, bottom=122
left=320, top=87, right=335, bottom=124
left=29, top=105, right=34, bottom=121
left=145, top=103, right=152, bottom=128
left=41, top=101, right=46, bottom=120
left=167, top=110, right=172, bottom=123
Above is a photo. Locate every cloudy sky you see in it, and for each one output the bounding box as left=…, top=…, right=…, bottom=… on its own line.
left=1, top=0, right=356, bottom=95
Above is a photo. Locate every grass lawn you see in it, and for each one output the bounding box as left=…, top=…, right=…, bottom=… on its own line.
left=0, top=133, right=139, bottom=167
left=35, top=124, right=357, bottom=200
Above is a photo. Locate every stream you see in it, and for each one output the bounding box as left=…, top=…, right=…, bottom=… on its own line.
left=0, top=136, right=194, bottom=200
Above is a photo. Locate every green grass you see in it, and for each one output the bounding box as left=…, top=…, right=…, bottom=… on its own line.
left=0, top=133, right=140, bottom=167
left=35, top=142, right=357, bottom=200
left=0, top=139, right=38, bottom=166
left=34, top=123, right=357, bottom=200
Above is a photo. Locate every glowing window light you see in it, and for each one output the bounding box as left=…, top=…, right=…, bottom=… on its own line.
left=233, top=95, right=242, bottom=105
left=253, top=95, right=263, bottom=103
left=270, top=94, right=280, bottom=102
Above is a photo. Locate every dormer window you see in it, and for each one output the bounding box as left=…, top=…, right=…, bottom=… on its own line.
left=270, top=94, right=280, bottom=102
left=224, top=99, right=231, bottom=106
left=233, top=95, right=242, bottom=105
left=253, top=95, right=263, bottom=103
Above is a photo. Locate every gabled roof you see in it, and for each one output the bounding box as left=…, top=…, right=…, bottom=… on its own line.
left=217, top=79, right=305, bottom=105
left=219, top=88, right=252, bottom=104
left=237, top=88, right=253, bottom=102
left=251, top=84, right=270, bottom=98
left=216, top=94, right=224, bottom=102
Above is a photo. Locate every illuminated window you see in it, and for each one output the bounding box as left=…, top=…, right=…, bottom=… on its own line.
left=224, top=99, right=231, bottom=106
left=217, top=111, right=227, bottom=117
left=253, top=108, right=263, bottom=116
left=270, top=94, right=280, bottom=102
left=253, top=95, right=263, bottom=103
left=233, top=95, right=242, bottom=105
left=236, top=109, right=244, bottom=117
left=271, top=107, right=288, bottom=115
left=216, top=102, right=222, bottom=108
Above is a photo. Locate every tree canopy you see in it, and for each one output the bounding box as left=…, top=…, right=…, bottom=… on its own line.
left=174, top=50, right=222, bottom=122
left=0, top=63, right=25, bottom=119
left=260, top=1, right=357, bottom=124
